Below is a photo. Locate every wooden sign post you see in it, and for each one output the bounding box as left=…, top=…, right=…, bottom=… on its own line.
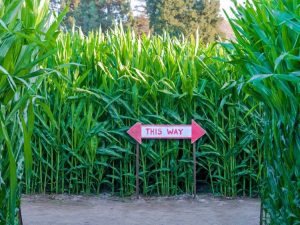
left=135, top=142, right=140, bottom=197
left=127, top=120, right=206, bottom=198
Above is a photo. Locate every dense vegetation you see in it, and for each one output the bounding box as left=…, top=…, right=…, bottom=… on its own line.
left=60, top=0, right=131, bottom=33
left=27, top=29, right=263, bottom=198
left=146, top=0, right=221, bottom=40
left=54, top=0, right=222, bottom=40
left=0, top=0, right=299, bottom=224
left=226, top=0, right=300, bottom=223
left=0, top=0, right=64, bottom=224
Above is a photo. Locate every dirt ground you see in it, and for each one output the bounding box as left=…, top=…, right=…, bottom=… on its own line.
left=21, top=194, right=260, bottom=225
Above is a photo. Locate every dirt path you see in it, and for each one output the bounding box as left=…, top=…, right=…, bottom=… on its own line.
left=21, top=194, right=260, bottom=225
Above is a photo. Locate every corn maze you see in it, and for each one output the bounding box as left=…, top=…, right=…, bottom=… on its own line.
left=0, top=0, right=299, bottom=224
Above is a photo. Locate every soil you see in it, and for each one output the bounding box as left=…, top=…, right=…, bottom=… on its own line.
left=21, top=194, right=260, bottom=225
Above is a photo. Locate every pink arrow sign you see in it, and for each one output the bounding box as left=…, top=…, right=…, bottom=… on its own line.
left=127, top=120, right=206, bottom=144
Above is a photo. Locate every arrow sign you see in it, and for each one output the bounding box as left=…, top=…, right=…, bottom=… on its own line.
left=127, top=120, right=206, bottom=144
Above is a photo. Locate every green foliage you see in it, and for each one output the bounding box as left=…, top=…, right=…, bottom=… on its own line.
left=2, top=0, right=298, bottom=224
left=146, top=0, right=222, bottom=42
left=25, top=28, right=263, bottom=199
left=225, top=0, right=300, bottom=224
left=0, top=0, right=63, bottom=224
left=61, top=0, right=131, bottom=33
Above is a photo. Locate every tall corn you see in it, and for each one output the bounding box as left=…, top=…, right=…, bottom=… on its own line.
left=226, top=0, right=300, bottom=223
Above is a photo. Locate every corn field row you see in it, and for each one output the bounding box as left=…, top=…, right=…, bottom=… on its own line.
left=0, top=0, right=66, bottom=223
left=225, top=0, right=300, bottom=223
left=25, top=29, right=264, bottom=198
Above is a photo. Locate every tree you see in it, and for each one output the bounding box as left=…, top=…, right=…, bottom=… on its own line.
left=130, top=0, right=150, bottom=35
left=61, top=0, right=131, bottom=33
left=131, top=15, right=150, bottom=35
left=146, top=0, right=222, bottom=42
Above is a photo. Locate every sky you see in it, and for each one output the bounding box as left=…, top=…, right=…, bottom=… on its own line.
left=220, top=0, right=244, bottom=17
left=130, top=0, right=244, bottom=18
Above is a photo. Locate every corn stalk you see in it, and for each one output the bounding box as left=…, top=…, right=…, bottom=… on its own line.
left=28, top=28, right=264, bottom=199
left=225, top=0, right=300, bottom=223
left=0, top=0, right=64, bottom=224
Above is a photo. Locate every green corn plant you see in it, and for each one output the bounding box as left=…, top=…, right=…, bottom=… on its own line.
left=0, top=0, right=64, bottom=224
left=225, top=0, right=300, bottom=223
left=27, top=27, right=264, bottom=199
